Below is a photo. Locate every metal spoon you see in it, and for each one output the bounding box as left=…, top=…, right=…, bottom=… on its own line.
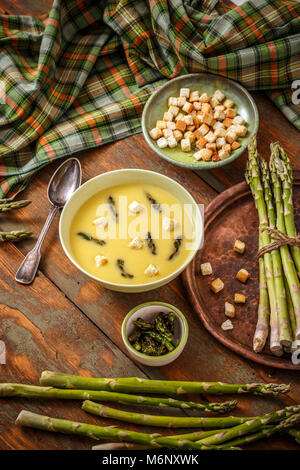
left=15, top=158, right=82, bottom=284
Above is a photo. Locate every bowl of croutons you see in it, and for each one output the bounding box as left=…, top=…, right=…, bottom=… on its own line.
left=142, top=73, right=258, bottom=169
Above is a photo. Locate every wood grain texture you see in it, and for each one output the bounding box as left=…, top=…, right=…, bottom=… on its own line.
left=0, top=0, right=299, bottom=451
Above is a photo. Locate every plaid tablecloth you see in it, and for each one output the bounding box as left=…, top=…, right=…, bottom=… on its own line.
left=0, top=0, right=299, bottom=196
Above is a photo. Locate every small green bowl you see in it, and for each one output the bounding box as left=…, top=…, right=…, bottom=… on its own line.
left=122, top=302, right=189, bottom=367
left=141, top=73, right=259, bottom=170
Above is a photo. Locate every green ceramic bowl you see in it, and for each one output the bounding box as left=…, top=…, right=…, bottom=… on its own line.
left=142, top=73, right=259, bottom=170
left=122, top=302, right=188, bottom=367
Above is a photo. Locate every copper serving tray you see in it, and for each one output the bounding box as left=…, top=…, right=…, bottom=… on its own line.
left=183, top=171, right=300, bottom=370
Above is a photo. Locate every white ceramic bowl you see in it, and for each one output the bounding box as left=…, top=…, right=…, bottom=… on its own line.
left=59, top=169, right=203, bottom=293
left=122, top=302, right=188, bottom=366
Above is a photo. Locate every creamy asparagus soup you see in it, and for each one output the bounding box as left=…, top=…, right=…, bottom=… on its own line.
left=70, top=183, right=195, bottom=284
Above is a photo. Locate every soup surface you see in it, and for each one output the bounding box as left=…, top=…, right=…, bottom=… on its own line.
left=70, top=183, right=195, bottom=284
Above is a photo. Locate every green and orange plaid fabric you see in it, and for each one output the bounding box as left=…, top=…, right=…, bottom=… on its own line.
left=0, top=0, right=299, bottom=196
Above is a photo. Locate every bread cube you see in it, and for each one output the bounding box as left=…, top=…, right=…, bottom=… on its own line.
left=204, top=130, right=216, bottom=143
left=173, top=129, right=183, bottom=141
left=181, top=138, right=191, bottom=152
left=149, top=128, right=163, bottom=140
left=215, top=127, right=226, bottom=139
left=218, top=149, right=230, bottom=160
left=213, top=121, right=224, bottom=130
left=163, top=111, right=173, bottom=121
left=175, top=112, right=185, bottom=122
left=168, top=105, right=179, bottom=117
left=198, top=123, right=210, bottom=136
left=144, top=264, right=159, bottom=277
left=213, top=89, right=225, bottom=102
left=197, top=148, right=213, bottom=161
left=167, top=136, right=178, bottom=148
left=214, top=109, right=226, bottom=121
left=166, top=121, right=176, bottom=130
left=193, top=115, right=200, bottom=128
left=201, top=103, right=212, bottom=113
left=212, top=153, right=221, bottom=162
left=235, top=125, right=247, bottom=137
left=157, top=137, right=168, bottom=149
left=210, top=97, right=220, bottom=108
left=216, top=137, right=226, bottom=149
left=200, top=262, right=213, bottom=276
left=193, top=101, right=202, bottom=111
left=231, top=141, right=241, bottom=150
left=223, top=117, right=233, bottom=128
left=162, top=217, right=177, bottom=231
left=206, top=142, right=216, bottom=152
left=234, top=239, right=245, bottom=254
left=129, top=236, right=144, bottom=249
left=234, top=293, right=246, bottom=304
left=183, top=114, right=194, bottom=126
left=211, top=278, right=224, bottom=294
left=195, top=137, right=207, bottom=150
left=224, top=98, right=234, bottom=108
left=226, top=108, right=237, bottom=119
left=162, top=128, right=173, bottom=139
left=232, top=115, right=245, bottom=126
left=190, top=91, right=200, bottom=102
left=222, top=143, right=231, bottom=153
left=225, top=302, right=235, bottom=318
left=221, top=319, right=234, bottom=331
left=182, top=101, right=194, bottom=114
left=129, top=200, right=144, bottom=214
left=236, top=268, right=250, bottom=283
left=180, top=88, right=190, bottom=98
left=187, top=125, right=195, bottom=132
left=203, top=111, right=214, bottom=126
left=184, top=131, right=196, bottom=143
left=95, top=255, right=108, bottom=267
left=214, top=105, right=225, bottom=112
left=199, top=92, right=210, bottom=103
left=156, top=120, right=167, bottom=130
left=193, top=150, right=203, bottom=161
left=168, top=97, right=178, bottom=107
left=177, top=96, right=187, bottom=108
left=93, top=216, right=108, bottom=228
left=176, top=120, right=187, bottom=132
left=225, top=129, right=237, bottom=144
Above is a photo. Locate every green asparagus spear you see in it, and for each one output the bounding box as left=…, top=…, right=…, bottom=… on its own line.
left=82, top=401, right=300, bottom=430
left=274, top=143, right=300, bottom=274
left=259, top=156, right=292, bottom=347
left=107, top=195, right=118, bottom=221
left=133, top=318, right=154, bottom=330
left=155, top=314, right=176, bottom=345
left=286, top=427, right=300, bottom=444
left=0, top=200, right=31, bottom=212
left=77, top=232, right=106, bottom=245
left=116, top=259, right=134, bottom=278
left=0, top=383, right=238, bottom=413
left=0, top=230, right=33, bottom=242
left=146, top=232, right=156, bottom=255
left=40, top=371, right=290, bottom=396
left=16, top=410, right=239, bottom=450
left=270, top=144, right=300, bottom=340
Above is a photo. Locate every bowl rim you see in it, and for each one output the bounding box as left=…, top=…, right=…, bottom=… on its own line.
left=59, top=168, right=203, bottom=290
left=141, top=72, right=259, bottom=170
left=121, top=301, right=189, bottom=360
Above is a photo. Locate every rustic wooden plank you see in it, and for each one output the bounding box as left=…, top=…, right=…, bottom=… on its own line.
left=0, top=0, right=51, bottom=15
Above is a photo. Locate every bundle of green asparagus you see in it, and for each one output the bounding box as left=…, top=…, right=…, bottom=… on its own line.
left=246, top=139, right=300, bottom=355
left=1, top=371, right=300, bottom=449
left=0, top=196, right=33, bottom=242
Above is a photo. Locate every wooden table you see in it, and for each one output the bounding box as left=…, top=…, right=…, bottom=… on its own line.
left=0, top=0, right=300, bottom=451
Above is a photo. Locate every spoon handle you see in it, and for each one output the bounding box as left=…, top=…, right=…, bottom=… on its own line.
left=15, top=205, right=59, bottom=284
